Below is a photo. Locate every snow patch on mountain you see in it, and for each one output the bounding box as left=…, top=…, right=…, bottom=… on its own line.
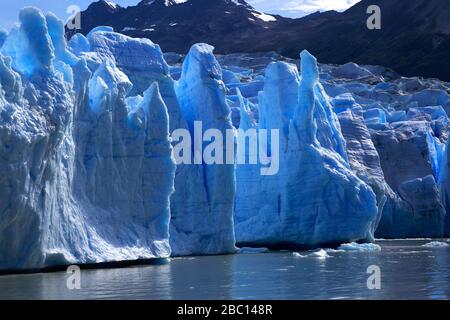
left=251, top=12, right=276, bottom=22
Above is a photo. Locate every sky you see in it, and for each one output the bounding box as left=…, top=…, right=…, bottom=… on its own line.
left=0, top=0, right=361, bottom=29
left=247, top=0, right=361, bottom=18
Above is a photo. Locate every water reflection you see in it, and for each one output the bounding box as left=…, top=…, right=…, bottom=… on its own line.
left=0, top=240, right=449, bottom=300
left=169, top=255, right=234, bottom=299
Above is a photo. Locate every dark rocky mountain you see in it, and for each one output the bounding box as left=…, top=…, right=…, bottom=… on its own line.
left=67, top=0, right=450, bottom=80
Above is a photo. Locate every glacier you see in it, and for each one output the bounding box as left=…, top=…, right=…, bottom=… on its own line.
left=172, top=43, right=237, bottom=256
left=0, top=8, right=175, bottom=271
left=71, top=29, right=236, bottom=256
left=234, top=52, right=379, bottom=249
left=1, top=7, right=450, bottom=271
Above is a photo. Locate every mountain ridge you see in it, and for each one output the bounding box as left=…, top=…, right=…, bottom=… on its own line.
left=67, top=0, right=450, bottom=81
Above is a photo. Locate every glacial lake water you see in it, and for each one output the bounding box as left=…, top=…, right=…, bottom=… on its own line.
left=0, top=240, right=449, bottom=300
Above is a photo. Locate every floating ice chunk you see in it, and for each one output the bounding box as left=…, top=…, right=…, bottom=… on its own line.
left=310, top=249, right=332, bottom=258
left=325, top=248, right=346, bottom=254
left=422, top=241, right=449, bottom=248
left=293, top=249, right=331, bottom=259
left=238, top=247, right=270, bottom=254
left=338, top=242, right=382, bottom=252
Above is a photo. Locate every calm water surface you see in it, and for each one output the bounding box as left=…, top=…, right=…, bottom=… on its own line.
left=0, top=240, right=449, bottom=300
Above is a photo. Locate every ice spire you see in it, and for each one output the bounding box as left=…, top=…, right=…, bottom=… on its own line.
left=294, top=50, right=319, bottom=146
left=173, top=43, right=237, bottom=255
left=45, top=12, right=78, bottom=67
left=1, top=7, right=55, bottom=76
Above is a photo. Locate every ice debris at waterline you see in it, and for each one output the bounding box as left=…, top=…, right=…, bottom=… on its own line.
left=1, top=7, right=450, bottom=271
left=293, top=249, right=331, bottom=259
left=337, top=242, right=382, bottom=252
left=421, top=241, right=449, bottom=248
left=238, top=247, right=270, bottom=254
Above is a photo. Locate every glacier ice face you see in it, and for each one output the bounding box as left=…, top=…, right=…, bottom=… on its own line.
left=218, top=52, right=450, bottom=241
left=70, top=30, right=237, bottom=256
left=317, top=57, right=450, bottom=239
left=234, top=51, right=379, bottom=249
left=336, top=109, right=442, bottom=239
left=172, top=43, right=237, bottom=255
left=0, top=8, right=175, bottom=271
left=334, top=97, right=447, bottom=238
left=1, top=7, right=450, bottom=270
left=370, top=121, right=446, bottom=238
left=337, top=109, right=390, bottom=229
left=439, top=137, right=450, bottom=237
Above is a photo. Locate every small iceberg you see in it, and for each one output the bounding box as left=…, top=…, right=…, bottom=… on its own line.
left=338, top=242, right=382, bottom=252
left=422, top=241, right=449, bottom=248
left=325, top=248, right=346, bottom=254
left=293, top=249, right=331, bottom=259
left=238, top=247, right=270, bottom=254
